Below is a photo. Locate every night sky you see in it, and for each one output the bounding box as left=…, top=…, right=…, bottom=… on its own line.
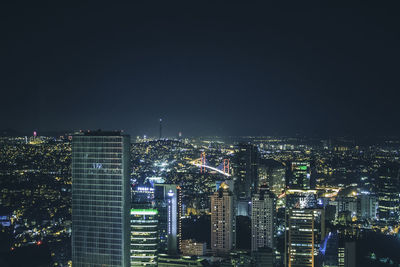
left=1, top=3, right=400, bottom=137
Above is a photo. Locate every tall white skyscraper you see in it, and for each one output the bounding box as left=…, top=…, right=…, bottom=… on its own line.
left=251, top=186, right=276, bottom=252
left=72, top=131, right=130, bottom=267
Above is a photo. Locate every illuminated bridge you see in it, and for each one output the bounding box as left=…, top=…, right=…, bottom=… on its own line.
left=190, top=153, right=231, bottom=177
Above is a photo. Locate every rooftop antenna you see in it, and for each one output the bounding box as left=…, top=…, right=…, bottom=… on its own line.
left=159, top=118, right=162, bottom=139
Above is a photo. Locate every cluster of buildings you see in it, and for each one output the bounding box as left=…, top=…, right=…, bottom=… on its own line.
left=2, top=132, right=400, bottom=266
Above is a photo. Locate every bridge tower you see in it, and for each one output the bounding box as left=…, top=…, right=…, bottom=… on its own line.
left=200, top=152, right=206, bottom=173
left=223, top=159, right=230, bottom=175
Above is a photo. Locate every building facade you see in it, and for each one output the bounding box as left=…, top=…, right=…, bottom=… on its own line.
left=211, top=183, right=236, bottom=255
left=154, top=184, right=182, bottom=255
left=130, top=208, right=158, bottom=266
left=289, top=162, right=311, bottom=190
left=181, top=239, right=206, bottom=256
left=377, top=163, right=400, bottom=222
left=251, top=186, right=276, bottom=252
left=72, top=131, right=130, bottom=267
left=233, top=143, right=259, bottom=200
left=285, top=209, right=325, bottom=267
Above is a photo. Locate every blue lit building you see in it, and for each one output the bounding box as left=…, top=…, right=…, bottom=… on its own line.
left=154, top=184, right=182, bottom=255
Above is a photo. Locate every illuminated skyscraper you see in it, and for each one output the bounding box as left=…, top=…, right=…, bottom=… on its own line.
left=251, top=186, right=276, bottom=252
left=269, top=165, right=286, bottom=196
left=285, top=208, right=325, bottom=267
left=72, top=131, right=130, bottom=267
left=154, top=184, right=182, bottom=255
left=130, top=207, right=158, bottom=266
left=211, top=183, right=236, bottom=255
left=289, top=162, right=311, bottom=190
left=377, top=163, right=400, bottom=222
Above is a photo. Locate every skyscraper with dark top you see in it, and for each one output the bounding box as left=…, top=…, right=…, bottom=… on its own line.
left=72, top=131, right=130, bottom=267
left=233, top=143, right=259, bottom=200
left=377, top=163, right=400, bottom=222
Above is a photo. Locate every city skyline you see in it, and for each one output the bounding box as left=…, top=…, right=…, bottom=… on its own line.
left=2, top=2, right=400, bottom=267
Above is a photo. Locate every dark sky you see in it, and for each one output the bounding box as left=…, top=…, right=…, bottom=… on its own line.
left=1, top=2, right=400, bottom=137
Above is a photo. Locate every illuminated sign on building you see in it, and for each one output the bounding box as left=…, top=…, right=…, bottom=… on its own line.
left=131, top=209, right=158, bottom=215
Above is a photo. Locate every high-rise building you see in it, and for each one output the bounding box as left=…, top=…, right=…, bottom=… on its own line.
left=269, top=165, right=286, bottom=197
left=285, top=209, right=325, bottom=267
left=130, top=207, right=158, bottom=266
left=359, top=193, right=378, bottom=220
left=251, top=186, right=276, bottom=252
left=233, top=143, right=259, bottom=200
left=211, top=182, right=236, bottom=255
left=377, top=163, right=400, bottom=222
left=154, top=184, right=182, bottom=255
left=289, top=162, right=311, bottom=190
left=72, top=131, right=130, bottom=267
left=257, top=164, right=268, bottom=188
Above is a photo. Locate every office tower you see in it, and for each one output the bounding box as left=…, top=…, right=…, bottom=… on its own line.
left=269, top=165, right=286, bottom=197
left=233, top=143, right=259, bottom=200
left=257, top=159, right=286, bottom=197
left=211, top=182, right=236, bottom=255
left=130, top=207, right=158, bottom=266
left=251, top=186, right=276, bottom=252
left=72, top=131, right=130, bottom=267
left=359, top=193, right=378, bottom=220
left=377, top=163, right=400, bottom=222
left=289, top=162, right=311, bottom=190
left=285, top=209, right=325, bottom=267
left=154, top=184, right=182, bottom=255
left=257, top=164, right=268, bottom=187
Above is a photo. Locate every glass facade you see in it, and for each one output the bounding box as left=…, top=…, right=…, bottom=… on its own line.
left=378, top=164, right=400, bottom=222
left=154, top=184, right=182, bottom=255
left=287, top=209, right=314, bottom=267
left=72, top=132, right=130, bottom=267
left=290, top=162, right=311, bottom=190
left=130, top=208, right=158, bottom=266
